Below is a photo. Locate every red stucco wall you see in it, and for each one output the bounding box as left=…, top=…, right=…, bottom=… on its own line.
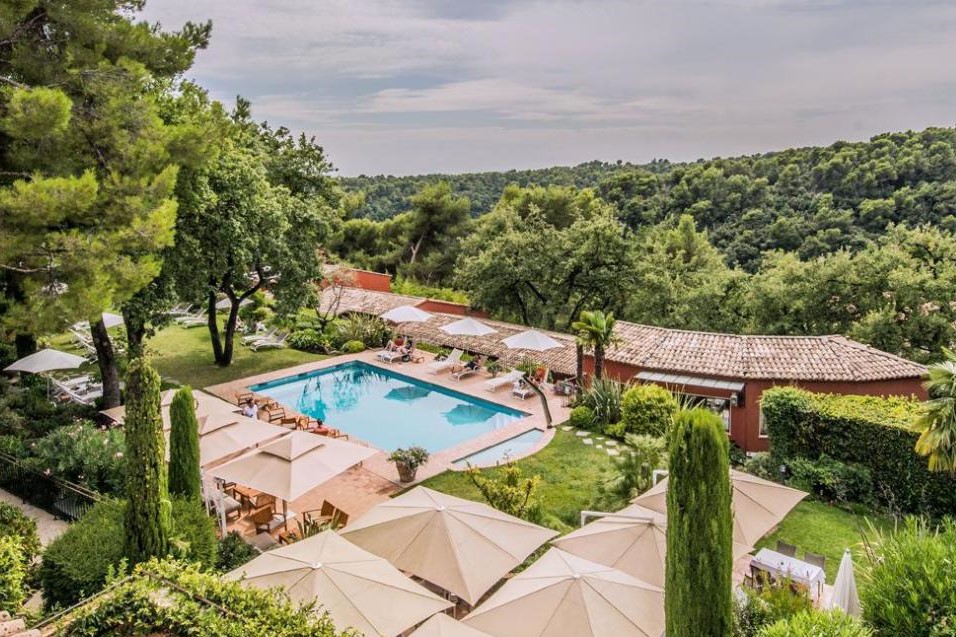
left=415, top=299, right=489, bottom=318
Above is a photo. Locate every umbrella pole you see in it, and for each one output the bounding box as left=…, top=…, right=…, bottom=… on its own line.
left=283, top=500, right=289, bottom=531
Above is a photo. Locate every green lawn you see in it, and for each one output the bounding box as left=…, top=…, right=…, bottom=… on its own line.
left=421, top=429, right=618, bottom=533
left=145, top=324, right=325, bottom=388
left=756, top=500, right=893, bottom=581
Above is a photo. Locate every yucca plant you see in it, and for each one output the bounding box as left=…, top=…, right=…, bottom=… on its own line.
left=579, top=377, right=627, bottom=424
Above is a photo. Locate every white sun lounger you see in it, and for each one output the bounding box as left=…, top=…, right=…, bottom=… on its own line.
left=242, top=327, right=276, bottom=345
left=452, top=365, right=481, bottom=381
left=250, top=333, right=287, bottom=351
left=376, top=349, right=404, bottom=363
left=484, top=370, right=525, bottom=392
left=427, top=348, right=463, bottom=374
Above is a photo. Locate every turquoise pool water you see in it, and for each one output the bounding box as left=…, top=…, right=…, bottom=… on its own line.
left=451, top=429, right=545, bottom=469
left=250, top=362, right=527, bottom=453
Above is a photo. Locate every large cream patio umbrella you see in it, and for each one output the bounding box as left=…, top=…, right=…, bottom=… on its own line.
left=100, top=389, right=239, bottom=430
left=551, top=504, right=751, bottom=588
left=195, top=414, right=287, bottom=466
left=381, top=304, right=433, bottom=324
left=225, top=530, right=452, bottom=636
left=342, top=486, right=558, bottom=606
left=415, top=613, right=495, bottom=637
left=211, top=431, right=377, bottom=524
left=4, top=348, right=85, bottom=374
left=441, top=317, right=497, bottom=337
left=632, top=468, right=807, bottom=547
left=463, top=548, right=665, bottom=637
left=502, top=329, right=562, bottom=352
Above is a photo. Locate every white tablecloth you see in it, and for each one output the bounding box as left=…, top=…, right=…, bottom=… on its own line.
left=751, top=548, right=825, bottom=598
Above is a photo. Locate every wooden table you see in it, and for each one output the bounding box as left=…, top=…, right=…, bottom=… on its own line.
left=751, top=548, right=825, bottom=599
left=231, top=485, right=260, bottom=510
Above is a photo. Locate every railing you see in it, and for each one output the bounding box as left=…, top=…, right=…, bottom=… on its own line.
left=0, top=452, right=102, bottom=521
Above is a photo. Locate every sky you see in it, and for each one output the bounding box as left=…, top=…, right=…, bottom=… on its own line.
left=140, top=0, right=956, bottom=177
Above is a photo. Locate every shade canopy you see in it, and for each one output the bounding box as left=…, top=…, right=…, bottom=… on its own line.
left=441, top=317, right=498, bottom=337
left=195, top=415, right=286, bottom=466
left=551, top=504, right=751, bottom=588
left=829, top=549, right=860, bottom=617
left=415, top=613, right=496, bottom=637
left=463, top=548, right=665, bottom=637
left=225, top=531, right=452, bottom=636
left=502, top=330, right=563, bottom=352
left=380, top=304, right=433, bottom=323
left=342, top=486, right=558, bottom=605
left=100, top=389, right=239, bottom=431
left=5, top=348, right=86, bottom=374
left=632, top=469, right=807, bottom=547
left=211, top=431, right=376, bottom=502
left=72, top=312, right=125, bottom=331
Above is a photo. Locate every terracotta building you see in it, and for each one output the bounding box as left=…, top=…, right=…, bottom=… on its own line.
left=587, top=322, right=928, bottom=452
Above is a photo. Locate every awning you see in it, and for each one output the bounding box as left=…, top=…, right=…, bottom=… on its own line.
left=635, top=371, right=745, bottom=394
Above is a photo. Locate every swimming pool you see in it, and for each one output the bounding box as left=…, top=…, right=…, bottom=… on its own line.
left=451, top=429, right=545, bottom=469
left=250, top=362, right=528, bottom=453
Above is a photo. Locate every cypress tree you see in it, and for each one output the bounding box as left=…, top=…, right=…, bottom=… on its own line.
left=665, top=408, right=733, bottom=637
left=168, top=386, right=202, bottom=501
left=124, top=357, right=171, bottom=565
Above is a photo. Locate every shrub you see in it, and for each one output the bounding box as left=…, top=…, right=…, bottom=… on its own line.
left=215, top=531, right=258, bottom=573
left=342, top=339, right=365, bottom=353
left=666, top=408, right=732, bottom=637
left=24, top=421, right=126, bottom=495
left=336, top=314, right=390, bottom=348
left=758, top=610, right=872, bottom=637
left=0, top=535, right=26, bottom=613
left=592, top=434, right=667, bottom=511
left=168, top=386, right=201, bottom=502
left=0, top=383, right=96, bottom=439
left=733, top=577, right=814, bottom=637
left=467, top=462, right=542, bottom=522
left=621, top=384, right=679, bottom=436
left=579, top=377, right=626, bottom=424
left=287, top=328, right=330, bottom=353
left=860, top=517, right=956, bottom=637
left=786, top=456, right=873, bottom=505
left=761, top=388, right=955, bottom=516
left=568, top=405, right=597, bottom=430
left=40, top=498, right=217, bottom=608
left=729, top=442, right=748, bottom=468
left=744, top=452, right=780, bottom=482
left=0, top=501, right=40, bottom=564
left=392, top=277, right=470, bottom=304
left=603, top=422, right=627, bottom=439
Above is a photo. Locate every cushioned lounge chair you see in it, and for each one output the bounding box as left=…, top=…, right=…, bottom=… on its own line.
left=427, top=348, right=463, bottom=374
left=484, top=370, right=524, bottom=392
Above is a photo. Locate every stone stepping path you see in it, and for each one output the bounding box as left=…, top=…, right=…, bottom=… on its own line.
left=575, top=430, right=591, bottom=437
left=561, top=426, right=573, bottom=431
left=605, top=440, right=618, bottom=447
left=606, top=448, right=620, bottom=456
left=582, top=438, right=594, bottom=445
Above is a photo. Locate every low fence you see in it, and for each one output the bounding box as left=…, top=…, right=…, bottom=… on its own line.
left=0, top=452, right=101, bottom=521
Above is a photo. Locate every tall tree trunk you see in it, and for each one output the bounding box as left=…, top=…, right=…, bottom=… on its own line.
left=90, top=317, right=121, bottom=408
left=207, top=290, right=225, bottom=365
left=14, top=333, right=36, bottom=359
left=575, top=342, right=584, bottom=399
left=124, top=311, right=146, bottom=359
left=220, top=301, right=241, bottom=367
left=594, top=343, right=605, bottom=380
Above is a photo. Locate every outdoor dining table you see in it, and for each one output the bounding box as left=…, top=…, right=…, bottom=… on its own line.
left=750, top=548, right=826, bottom=600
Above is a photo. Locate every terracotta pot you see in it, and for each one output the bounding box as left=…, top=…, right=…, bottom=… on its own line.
left=396, top=461, right=417, bottom=483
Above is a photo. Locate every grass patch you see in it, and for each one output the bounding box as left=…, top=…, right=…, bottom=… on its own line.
left=145, top=324, right=325, bottom=389
left=421, top=429, right=617, bottom=533
left=756, top=500, right=894, bottom=581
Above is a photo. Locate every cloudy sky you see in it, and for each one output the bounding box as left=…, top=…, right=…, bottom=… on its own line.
left=141, top=0, right=956, bottom=176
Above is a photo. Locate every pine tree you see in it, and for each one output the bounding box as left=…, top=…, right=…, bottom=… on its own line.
left=124, top=357, right=171, bottom=565
left=665, top=408, right=733, bottom=637
left=168, top=386, right=202, bottom=502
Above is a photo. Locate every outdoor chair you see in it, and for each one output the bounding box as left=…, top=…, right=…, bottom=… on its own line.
left=803, top=551, right=826, bottom=570
left=251, top=505, right=285, bottom=534
left=303, top=501, right=350, bottom=529
left=250, top=333, right=288, bottom=351
left=427, top=348, right=463, bottom=374
left=452, top=365, right=481, bottom=382
left=484, top=370, right=524, bottom=392
left=776, top=541, right=797, bottom=557
left=242, top=327, right=276, bottom=345
left=235, top=390, right=254, bottom=405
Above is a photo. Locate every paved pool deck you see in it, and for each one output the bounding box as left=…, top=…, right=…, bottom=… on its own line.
left=205, top=350, right=570, bottom=529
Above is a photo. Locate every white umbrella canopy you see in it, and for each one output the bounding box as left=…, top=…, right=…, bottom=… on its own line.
left=4, top=348, right=86, bottom=374
left=100, top=389, right=239, bottom=430
left=551, top=504, right=751, bottom=588
left=441, top=317, right=498, bottom=337
left=415, top=613, right=496, bottom=637
left=381, top=304, right=433, bottom=324
left=342, top=486, right=559, bottom=606
left=502, top=330, right=563, bottom=352
left=72, top=312, right=124, bottom=331
left=210, top=431, right=376, bottom=502
left=829, top=549, right=861, bottom=617
left=463, top=548, right=665, bottom=637
left=632, top=469, right=807, bottom=547
left=225, top=530, right=452, bottom=637
left=195, top=414, right=287, bottom=466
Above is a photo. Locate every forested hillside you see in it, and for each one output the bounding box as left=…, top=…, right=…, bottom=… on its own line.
left=340, top=127, right=956, bottom=271
left=329, top=126, right=956, bottom=364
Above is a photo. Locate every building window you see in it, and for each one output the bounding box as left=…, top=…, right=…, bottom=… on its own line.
left=758, top=403, right=769, bottom=438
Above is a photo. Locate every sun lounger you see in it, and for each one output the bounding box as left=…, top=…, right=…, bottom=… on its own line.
left=376, top=349, right=404, bottom=363
left=453, top=365, right=481, bottom=381
left=53, top=380, right=103, bottom=405
left=484, top=370, right=524, bottom=392
left=427, top=348, right=463, bottom=374
left=511, top=381, right=532, bottom=400
left=250, top=333, right=287, bottom=351
left=242, top=327, right=276, bottom=344
left=166, top=303, right=193, bottom=317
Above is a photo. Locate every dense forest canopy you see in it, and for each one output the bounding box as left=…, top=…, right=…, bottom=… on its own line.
left=331, top=126, right=956, bottom=364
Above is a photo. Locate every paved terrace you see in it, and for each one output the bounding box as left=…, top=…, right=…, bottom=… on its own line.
left=206, top=350, right=570, bottom=532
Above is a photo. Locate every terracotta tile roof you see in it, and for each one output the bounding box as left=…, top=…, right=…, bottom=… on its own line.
left=609, top=321, right=927, bottom=382
left=318, top=286, right=423, bottom=317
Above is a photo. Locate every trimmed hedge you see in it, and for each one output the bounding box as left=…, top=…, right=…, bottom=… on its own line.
left=621, top=383, right=679, bottom=436
left=762, top=387, right=956, bottom=516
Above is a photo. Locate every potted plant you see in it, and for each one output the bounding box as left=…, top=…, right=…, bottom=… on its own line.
left=485, top=359, right=503, bottom=378
left=389, top=446, right=430, bottom=483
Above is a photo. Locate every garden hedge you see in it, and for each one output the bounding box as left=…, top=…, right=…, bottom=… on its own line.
left=761, top=387, right=956, bottom=516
